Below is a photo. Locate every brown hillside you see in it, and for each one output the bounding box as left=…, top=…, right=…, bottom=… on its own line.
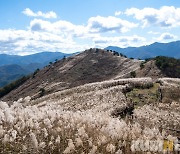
left=136, top=60, right=165, bottom=79
left=1, top=48, right=141, bottom=102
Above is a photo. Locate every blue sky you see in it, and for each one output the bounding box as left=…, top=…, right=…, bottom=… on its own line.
left=0, top=0, right=180, bottom=55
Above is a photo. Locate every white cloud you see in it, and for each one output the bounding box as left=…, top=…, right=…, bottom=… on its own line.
left=30, top=16, right=137, bottom=35
left=87, top=16, right=138, bottom=33
left=148, top=31, right=159, bottom=35
left=157, top=33, right=177, bottom=41
left=4, top=12, right=177, bottom=55
left=125, top=6, right=180, bottom=28
left=115, top=11, right=122, bottom=16
left=29, top=19, right=93, bottom=39
left=0, top=29, right=82, bottom=55
left=23, top=8, right=57, bottom=19
left=1, top=15, right=113, bottom=55
left=29, top=16, right=137, bottom=38
left=29, top=19, right=74, bottom=33
left=93, top=35, right=146, bottom=48
left=0, top=26, right=146, bottom=55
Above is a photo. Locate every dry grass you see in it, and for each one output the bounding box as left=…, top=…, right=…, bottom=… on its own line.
left=0, top=77, right=179, bottom=153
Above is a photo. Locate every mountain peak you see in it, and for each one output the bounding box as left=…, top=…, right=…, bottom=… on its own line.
left=1, top=49, right=141, bottom=102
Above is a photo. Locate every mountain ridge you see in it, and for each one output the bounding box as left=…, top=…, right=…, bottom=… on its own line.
left=1, top=48, right=179, bottom=102
left=0, top=51, right=72, bottom=66
left=0, top=51, right=73, bottom=87
left=0, top=48, right=142, bottom=102
left=106, top=40, right=180, bottom=59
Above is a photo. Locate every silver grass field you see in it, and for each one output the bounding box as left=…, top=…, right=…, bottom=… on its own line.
left=0, top=78, right=179, bottom=153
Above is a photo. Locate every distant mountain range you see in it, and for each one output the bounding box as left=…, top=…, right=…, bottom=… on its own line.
left=0, top=52, right=72, bottom=87
left=106, top=41, right=180, bottom=59
left=0, top=52, right=72, bottom=66
left=1, top=40, right=180, bottom=88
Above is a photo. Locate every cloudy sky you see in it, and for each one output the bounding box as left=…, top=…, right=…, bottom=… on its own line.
left=0, top=0, right=180, bottom=55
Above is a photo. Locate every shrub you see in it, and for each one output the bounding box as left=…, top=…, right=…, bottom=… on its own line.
left=155, top=56, right=180, bottom=78
left=33, top=68, right=40, bottom=78
left=130, top=71, right=136, bottom=78
left=39, top=88, right=45, bottom=97
left=113, top=51, right=119, bottom=56
left=0, top=76, right=30, bottom=98
left=140, top=62, right=145, bottom=69
left=63, top=56, right=66, bottom=60
left=119, top=53, right=123, bottom=57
